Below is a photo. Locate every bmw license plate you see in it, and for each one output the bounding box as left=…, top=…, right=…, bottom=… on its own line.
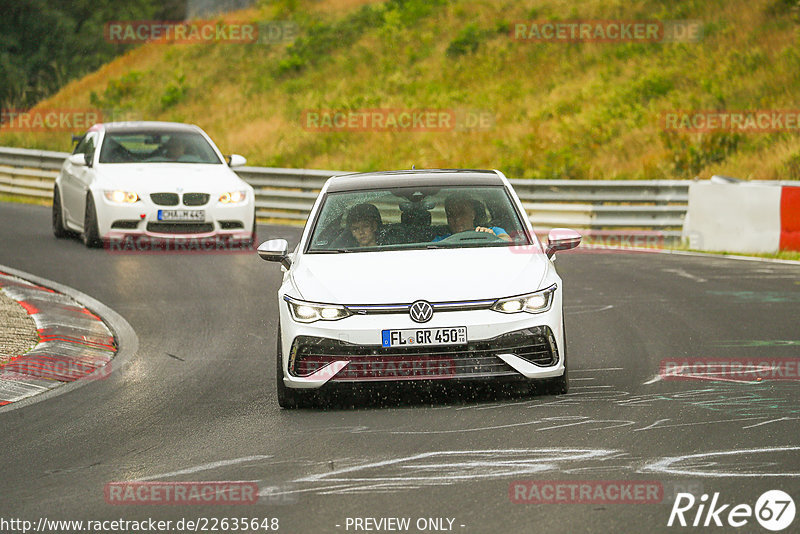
left=158, top=209, right=205, bottom=221
left=382, top=327, right=467, bottom=347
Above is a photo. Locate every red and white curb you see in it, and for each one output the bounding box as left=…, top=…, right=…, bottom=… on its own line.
left=0, top=271, right=116, bottom=406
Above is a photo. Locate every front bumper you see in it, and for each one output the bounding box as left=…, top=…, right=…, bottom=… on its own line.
left=95, top=194, right=254, bottom=241
left=278, top=301, right=565, bottom=389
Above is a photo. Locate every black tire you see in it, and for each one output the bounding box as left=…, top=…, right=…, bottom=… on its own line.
left=542, top=359, right=569, bottom=395
left=235, top=214, right=257, bottom=249
left=276, top=328, right=307, bottom=409
left=81, top=194, right=102, bottom=248
left=535, top=320, right=569, bottom=395
left=52, top=188, right=69, bottom=238
left=249, top=213, right=257, bottom=248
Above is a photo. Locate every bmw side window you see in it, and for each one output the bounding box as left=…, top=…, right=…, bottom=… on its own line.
left=71, top=133, right=97, bottom=166
left=83, top=135, right=97, bottom=165
left=75, top=133, right=96, bottom=156
left=85, top=136, right=96, bottom=156
left=73, top=135, right=88, bottom=155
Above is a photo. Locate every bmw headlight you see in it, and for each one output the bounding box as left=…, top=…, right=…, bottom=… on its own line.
left=285, top=296, right=352, bottom=323
left=492, top=284, right=556, bottom=314
left=104, top=190, right=140, bottom=203
left=219, top=191, right=248, bottom=204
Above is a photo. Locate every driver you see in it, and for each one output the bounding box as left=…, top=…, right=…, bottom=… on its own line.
left=433, top=193, right=510, bottom=242
left=163, top=136, right=189, bottom=161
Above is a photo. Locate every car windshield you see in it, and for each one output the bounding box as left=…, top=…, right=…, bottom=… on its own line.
left=307, top=185, right=531, bottom=252
left=98, top=130, right=222, bottom=164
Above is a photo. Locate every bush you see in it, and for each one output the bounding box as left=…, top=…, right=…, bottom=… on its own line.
left=660, top=131, right=742, bottom=177
left=784, top=151, right=800, bottom=179
left=89, top=71, right=143, bottom=110
left=161, top=75, right=187, bottom=109
left=446, top=24, right=483, bottom=58
left=277, top=5, right=385, bottom=76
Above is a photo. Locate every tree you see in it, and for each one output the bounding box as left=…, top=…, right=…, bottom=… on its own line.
left=0, top=0, right=186, bottom=109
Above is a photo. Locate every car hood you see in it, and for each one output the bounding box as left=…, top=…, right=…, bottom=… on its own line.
left=290, top=246, right=550, bottom=303
left=94, top=163, right=245, bottom=191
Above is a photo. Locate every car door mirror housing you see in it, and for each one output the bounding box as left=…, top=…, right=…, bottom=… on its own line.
left=258, top=239, right=291, bottom=268
left=227, top=154, right=247, bottom=167
left=545, top=228, right=582, bottom=259
left=68, top=153, right=87, bottom=166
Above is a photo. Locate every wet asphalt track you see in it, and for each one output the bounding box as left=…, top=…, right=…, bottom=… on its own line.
left=0, top=201, right=798, bottom=533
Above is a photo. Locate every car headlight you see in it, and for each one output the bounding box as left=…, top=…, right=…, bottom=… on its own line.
left=104, top=190, right=140, bottom=203
left=491, top=284, right=556, bottom=314
left=284, top=296, right=352, bottom=323
left=219, top=191, right=248, bottom=204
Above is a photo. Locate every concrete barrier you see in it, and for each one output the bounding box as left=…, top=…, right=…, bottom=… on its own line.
left=683, top=177, right=800, bottom=253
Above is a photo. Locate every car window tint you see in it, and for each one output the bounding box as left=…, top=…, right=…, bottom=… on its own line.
left=74, top=133, right=96, bottom=156
left=307, top=186, right=531, bottom=252
left=72, top=136, right=86, bottom=155
left=98, top=131, right=222, bottom=164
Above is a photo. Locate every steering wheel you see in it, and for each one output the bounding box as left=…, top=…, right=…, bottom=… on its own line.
left=437, top=230, right=504, bottom=243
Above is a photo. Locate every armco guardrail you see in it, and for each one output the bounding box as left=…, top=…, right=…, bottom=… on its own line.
left=0, top=146, right=689, bottom=238
left=0, top=147, right=66, bottom=200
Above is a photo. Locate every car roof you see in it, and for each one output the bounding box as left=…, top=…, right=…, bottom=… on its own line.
left=89, top=121, right=203, bottom=134
left=325, top=169, right=505, bottom=192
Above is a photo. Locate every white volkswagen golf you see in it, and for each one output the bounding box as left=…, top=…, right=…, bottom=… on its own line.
left=53, top=121, right=255, bottom=248
left=258, top=169, right=581, bottom=408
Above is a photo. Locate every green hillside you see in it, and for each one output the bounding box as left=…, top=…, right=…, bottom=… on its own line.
left=3, top=0, right=800, bottom=180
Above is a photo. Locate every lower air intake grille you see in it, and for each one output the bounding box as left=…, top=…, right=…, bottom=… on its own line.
left=289, top=326, right=558, bottom=381
left=110, top=220, right=140, bottom=229
left=146, top=222, right=214, bottom=234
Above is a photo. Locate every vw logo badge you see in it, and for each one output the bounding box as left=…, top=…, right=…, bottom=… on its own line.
left=409, top=300, right=433, bottom=323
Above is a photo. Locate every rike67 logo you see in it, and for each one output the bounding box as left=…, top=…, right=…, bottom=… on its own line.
left=668, top=490, right=795, bottom=531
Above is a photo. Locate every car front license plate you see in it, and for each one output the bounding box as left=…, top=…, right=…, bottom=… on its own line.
left=381, top=327, right=467, bottom=347
left=158, top=209, right=205, bottom=221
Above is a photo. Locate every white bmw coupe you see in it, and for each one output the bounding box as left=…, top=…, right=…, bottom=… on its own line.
left=257, top=169, right=581, bottom=407
left=53, top=121, right=255, bottom=248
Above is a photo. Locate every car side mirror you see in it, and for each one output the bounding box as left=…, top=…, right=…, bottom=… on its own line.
left=68, top=153, right=87, bottom=166
left=227, top=154, right=247, bottom=167
left=257, top=239, right=291, bottom=268
left=545, top=228, right=581, bottom=259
